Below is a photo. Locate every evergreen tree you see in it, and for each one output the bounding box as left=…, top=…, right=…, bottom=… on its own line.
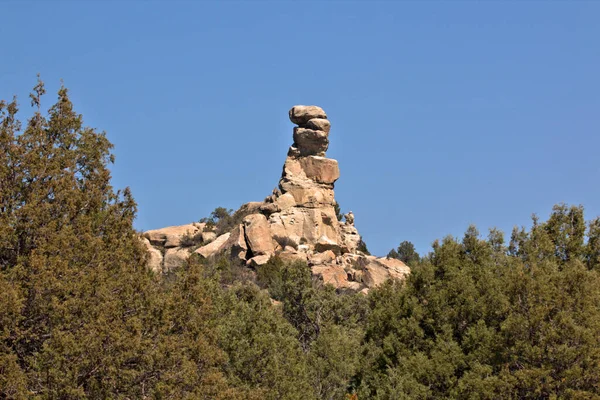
left=0, top=80, right=246, bottom=398
left=387, top=240, right=420, bottom=265
left=358, top=210, right=600, bottom=398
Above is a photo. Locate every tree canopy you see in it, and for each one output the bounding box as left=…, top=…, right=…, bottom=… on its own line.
left=2, top=81, right=600, bottom=399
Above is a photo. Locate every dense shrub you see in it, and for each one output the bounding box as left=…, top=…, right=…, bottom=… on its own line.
left=3, top=81, right=600, bottom=399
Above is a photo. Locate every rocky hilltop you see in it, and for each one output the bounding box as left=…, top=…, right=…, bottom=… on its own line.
left=141, top=106, right=409, bottom=292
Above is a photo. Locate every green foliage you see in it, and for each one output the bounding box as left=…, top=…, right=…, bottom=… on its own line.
left=3, top=80, right=600, bottom=399
left=334, top=201, right=343, bottom=221
left=256, top=257, right=369, bottom=397
left=0, top=81, right=255, bottom=398
left=179, top=230, right=204, bottom=247
left=357, top=238, right=371, bottom=255
left=387, top=240, right=420, bottom=265
left=357, top=208, right=600, bottom=399
left=201, top=206, right=256, bottom=236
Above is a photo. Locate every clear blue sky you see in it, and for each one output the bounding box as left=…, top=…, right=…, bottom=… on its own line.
left=2, top=1, right=599, bottom=256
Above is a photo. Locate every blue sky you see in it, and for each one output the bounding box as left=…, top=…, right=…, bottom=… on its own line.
left=2, top=1, right=599, bottom=256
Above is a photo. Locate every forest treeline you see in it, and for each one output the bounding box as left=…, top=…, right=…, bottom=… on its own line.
left=1, top=82, right=600, bottom=399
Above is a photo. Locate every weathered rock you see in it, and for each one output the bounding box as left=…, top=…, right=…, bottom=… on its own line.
left=163, top=247, right=191, bottom=271
left=315, top=235, right=341, bottom=254
left=289, top=105, right=327, bottom=125
left=309, top=250, right=336, bottom=265
left=275, top=192, right=296, bottom=211
left=260, top=202, right=279, bottom=215
left=293, top=128, right=329, bottom=156
left=279, top=180, right=335, bottom=207
left=195, top=232, right=231, bottom=258
left=376, top=257, right=411, bottom=280
left=362, top=257, right=410, bottom=288
left=340, top=223, right=361, bottom=253
left=139, top=104, right=412, bottom=292
left=305, top=118, right=331, bottom=133
left=142, top=238, right=163, bottom=273
left=282, top=157, right=305, bottom=179
left=193, top=222, right=207, bottom=230
left=278, top=250, right=308, bottom=264
left=344, top=212, right=355, bottom=226
left=144, top=224, right=199, bottom=248
left=237, top=201, right=264, bottom=215
left=299, top=156, right=339, bottom=184
left=312, top=264, right=361, bottom=290
left=362, top=261, right=387, bottom=288
left=348, top=268, right=364, bottom=283
left=287, top=145, right=302, bottom=158
left=223, top=224, right=248, bottom=261
left=268, top=206, right=340, bottom=248
left=201, top=231, right=217, bottom=243
left=243, top=214, right=275, bottom=256
left=247, top=254, right=271, bottom=267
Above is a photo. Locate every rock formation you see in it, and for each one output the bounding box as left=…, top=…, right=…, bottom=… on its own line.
left=141, top=105, right=409, bottom=292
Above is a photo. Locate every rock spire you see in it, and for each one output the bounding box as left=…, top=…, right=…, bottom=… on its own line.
left=141, top=105, right=409, bottom=292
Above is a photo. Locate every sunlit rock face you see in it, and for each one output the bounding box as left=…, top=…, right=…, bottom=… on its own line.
left=141, top=105, right=409, bottom=291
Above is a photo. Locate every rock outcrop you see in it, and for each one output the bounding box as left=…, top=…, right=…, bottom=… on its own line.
left=141, top=105, right=409, bottom=291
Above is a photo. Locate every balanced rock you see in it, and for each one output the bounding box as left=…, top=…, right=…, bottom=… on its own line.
left=141, top=104, right=411, bottom=292
left=293, top=128, right=329, bottom=156
left=299, top=156, right=339, bottom=184
left=305, top=118, right=331, bottom=133
left=289, top=105, right=327, bottom=125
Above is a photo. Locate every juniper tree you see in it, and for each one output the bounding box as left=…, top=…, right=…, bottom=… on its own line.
left=0, top=80, right=246, bottom=398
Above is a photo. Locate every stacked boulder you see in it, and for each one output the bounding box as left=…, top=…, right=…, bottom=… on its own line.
left=141, top=105, right=410, bottom=292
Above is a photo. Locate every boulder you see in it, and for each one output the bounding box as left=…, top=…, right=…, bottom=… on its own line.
left=279, top=180, right=335, bottom=208
left=247, top=254, right=271, bottom=267
left=223, top=224, right=248, bottom=261
left=315, top=235, right=341, bottom=254
left=309, top=250, right=336, bottom=265
left=282, top=157, right=305, bottom=180
left=361, top=257, right=410, bottom=288
left=237, top=201, right=264, bottom=215
left=193, top=222, right=207, bottom=230
left=138, top=104, right=412, bottom=293
left=201, top=231, right=217, bottom=243
left=289, top=105, right=327, bottom=125
left=344, top=212, right=355, bottom=226
left=305, top=118, right=331, bottom=133
left=195, top=232, right=231, bottom=258
left=243, top=214, right=275, bottom=256
left=278, top=250, right=308, bottom=264
left=141, top=238, right=163, bottom=273
left=268, top=207, right=340, bottom=248
left=260, top=202, right=279, bottom=215
left=163, top=247, right=191, bottom=271
left=293, top=128, right=329, bottom=156
left=275, top=192, right=296, bottom=211
left=340, top=224, right=361, bottom=253
left=312, top=264, right=361, bottom=290
left=299, top=156, right=340, bottom=184
left=376, top=257, right=411, bottom=280
left=144, top=224, right=200, bottom=248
